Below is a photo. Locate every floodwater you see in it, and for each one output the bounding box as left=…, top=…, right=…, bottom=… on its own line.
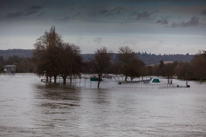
left=0, top=73, right=206, bottom=137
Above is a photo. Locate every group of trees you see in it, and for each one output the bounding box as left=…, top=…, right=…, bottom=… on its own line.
left=0, top=55, right=33, bottom=73
left=115, top=46, right=145, bottom=81
left=32, top=26, right=83, bottom=85
left=174, top=51, right=206, bottom=82
left=192, top=51, right=206, bottom=81
left=32, top=26, right=146, bottom=88
left=31, top=26, right=206, bottom=88
left=86, top=46, right=145, bottom=88
left=147, top=50, right=206, bottom=83
left=177, top=50, right=206, bottom=81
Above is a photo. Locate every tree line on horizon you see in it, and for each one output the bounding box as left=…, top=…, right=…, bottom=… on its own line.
left=0, top=49, right=193, bottom=65
left=0, top=26, right=206, bottom=88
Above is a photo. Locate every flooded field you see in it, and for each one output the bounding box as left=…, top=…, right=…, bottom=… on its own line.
left=0, top=73, right=206, bottom=136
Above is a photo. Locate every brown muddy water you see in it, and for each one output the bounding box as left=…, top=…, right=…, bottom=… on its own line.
left=0, top=73, right=206, bottom=137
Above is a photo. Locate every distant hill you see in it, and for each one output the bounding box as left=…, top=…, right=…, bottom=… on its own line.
left=0, top=49, right=194, bottom=65
left=82, top=53, right=194, bottom=65
left=0, top=49, right=33, bottom=58
left=136, top=52, right=193, bottom=65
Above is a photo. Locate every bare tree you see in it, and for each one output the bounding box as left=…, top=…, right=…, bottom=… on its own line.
left=91, top=47, right=112, bottom=88
left=32, top=44, right=47, bottom=79
left=45, top=45, right=60, bottom=84
left=175, top=62, right=193, bottom=85
left=126, top=65, right=139, bottom=81
left=191, top=50, right=206, bottom=82
left=32, top=26, right=62, bottom=82
left=116, top=46, right=138, bottom=81
left=156, top=60, right=165, bottom=77
left=145, top=66, right=152, bottom=76
left=67, top=44, right=83, bottom=86
left=165, top=63, right=175, bottom=84
left=136, top=58, right=145, bottom=80
left=37, top=26, right=62, bottom=48
left=58, top=43, right=83, bottom=85
left=125, top=57, right=145, bottom=81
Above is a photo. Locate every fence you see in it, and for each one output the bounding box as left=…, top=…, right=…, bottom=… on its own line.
left=40, top=75, right=190, bottom=89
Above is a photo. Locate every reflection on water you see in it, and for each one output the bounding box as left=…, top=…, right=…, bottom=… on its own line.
left=0, top=73, right=206, bottom=136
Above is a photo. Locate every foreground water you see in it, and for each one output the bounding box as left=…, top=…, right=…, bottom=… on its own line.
left=0, top=73, right=206, bottom=137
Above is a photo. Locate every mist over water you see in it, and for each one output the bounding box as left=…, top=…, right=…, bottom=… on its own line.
left=0, top=73, right=206, bottom=136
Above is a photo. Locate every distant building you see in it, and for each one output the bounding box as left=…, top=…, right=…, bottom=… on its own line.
left=4, top=65, right=16, bottom=75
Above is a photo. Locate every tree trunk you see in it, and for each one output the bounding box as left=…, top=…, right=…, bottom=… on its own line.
left=63, top=77, right=66, bottom=85
left=46, top=74, right=48, bottom=82
left=97, top=80, right=100, bottom=88
left=167, top=73, right=170, bottom=84
left=54, top=76, right=57, bottom=84
left=70, top=76, right=72, bottom=86
left=125, top=75, right=127, bottom=81
left=97, top=74, right=101, bottom=88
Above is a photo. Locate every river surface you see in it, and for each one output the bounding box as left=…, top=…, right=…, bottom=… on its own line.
left=0, top=73, right=206, bottom=137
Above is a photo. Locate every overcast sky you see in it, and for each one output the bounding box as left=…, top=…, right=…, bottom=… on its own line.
left=0, top=0, right=206, bottom=54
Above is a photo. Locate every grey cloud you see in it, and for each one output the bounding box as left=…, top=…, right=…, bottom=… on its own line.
left=99, top=9, right=108, bottom=15
left=25, top=10, right=38, bottom=16
left=94, top=37, right=102, bottom=44
left=29, top=5, right=42, bottom=10
left=6, top=5, right=43, bottom=18
left=136, top=11, right=158, bottom=19
left=75, top=12, right=81, bottom=17
left=60, top=15, right=72, bottom=21
left=171, top=16, right=201, bottom=27
left=122, top=40, right=136, bottom=46
left=129, top=11, right=137, bottom=16
left=112, top=7, right=124, bottom=14
left=59, top=12, right=81, bottom=21
left=89, top=7, right=123, bottom=17
left=25, top=5, right=42, bottom=16
left=121, top=0, right=205, bottom=3
left=80, top=5, right=86, bottom=9
left=182, top=16, right=200, bottom=27
left=136, top=12, right=150, bottom=18
left=156, top=18, right=168, bottom=25
left=7, top=11, right=24, bottom=17
left=171, top=22, right=178, bottom=27
left=120, top=0, right=162, bottom=2
left=202, top=10, right=206, bottom=15
left=37, top=12, right=45, bottom=16
left=150, top=11, right=158, bottom=14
